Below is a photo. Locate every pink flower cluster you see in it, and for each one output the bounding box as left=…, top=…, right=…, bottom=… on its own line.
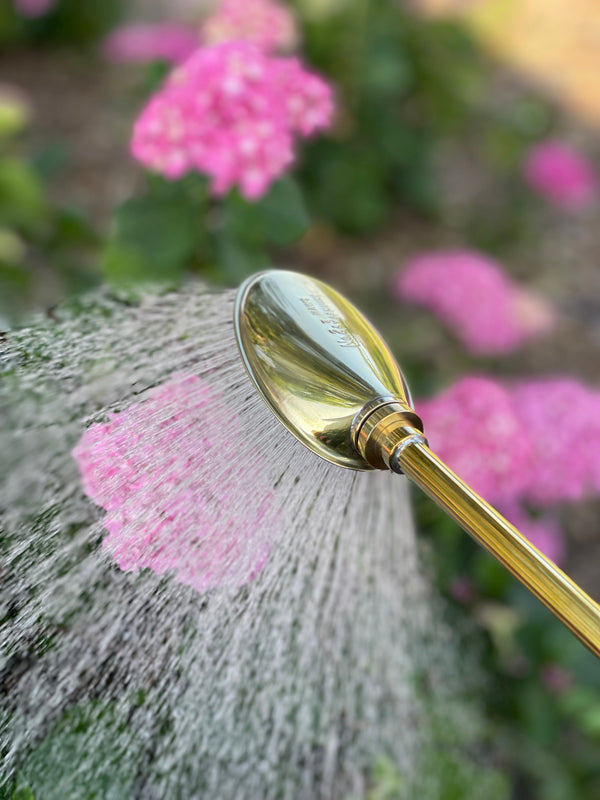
left=131, top=41, right=334, bottom=199
left=524, top=140, right=598, bottom=210
left=73, top=374, right=277, bottom=593
left=103, top=23, right=199, bottom=65
left=514, top=378, right=600, bottom=506
left=541, top=663, right=572, bottom=695
left=499, top=502, right=566, bottom=567
left=13, top=0, right=56, bottom=18
left=201, top=0, right=298, bottom=54
left=418, top=375, right=600, bottom=564
left=417, top=377, right=532, bottom=504
left=395, top=249, right=555, bottom=356
left=103, top=0, right=298, bottom=66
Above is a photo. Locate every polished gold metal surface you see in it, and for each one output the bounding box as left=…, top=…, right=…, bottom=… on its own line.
left=355, top=406, right=425, bottom=470
left=235, top=269, right=600, bottom=657
left=397, top=443, right=600, bottom=658
left=235, top=270, right=422, bottom=470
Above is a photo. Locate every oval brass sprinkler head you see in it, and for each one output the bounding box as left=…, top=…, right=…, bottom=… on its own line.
left=234, top=269, right=425, bottom=471
left=235, top=269, right=600, bottom=659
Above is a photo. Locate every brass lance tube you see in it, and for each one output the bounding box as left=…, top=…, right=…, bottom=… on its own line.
left=395, top=440, right=600, bottom=658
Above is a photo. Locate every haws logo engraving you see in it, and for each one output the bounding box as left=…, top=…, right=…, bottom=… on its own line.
left=300, top=293, right=359, bottom=348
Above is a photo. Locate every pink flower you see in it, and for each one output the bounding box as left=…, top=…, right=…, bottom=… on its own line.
left=201, top=0, right=298, bottom=53
left=523, top=140, right=598, bottom=210
left=418, top=375, right=600, bottom=559
left=276, top=57, right=335, bottom=136
left=449, top=577, right=475, bottom=604
left=499, top=502, right=566, bottom=566
left=102, top=23, right=200, bottom=65
left=417, top=377, right=533, bottom=504
left=131, top=41, right=334, bottom=199
left=13, top=0, right=56, bottom=17
left=541, top=664, right=572, bottom=695
left=395, top=250, right=554, bottom=355
left=72, top=374, right=277, bottom=593
left=513, top=378, right=600, bottom=506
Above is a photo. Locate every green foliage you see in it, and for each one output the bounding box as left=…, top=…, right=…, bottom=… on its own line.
left=364, top=755, right=404, bottom=800
left=295, top=1, right=481, bottom=233
left=9, top=701, right=142, bottom=800
left=415, top=495, right=600, bottom=800
left=0, top=0, right=122, bottom=48
left=0, top=157, right=46, bottom=231
left=102, top=174, right=311, bottom=290
left=103, top=192, right=202, bottom=288
left=10, top=777, right=35, bottom=800
left=224, top=176, right=310, bottom=248
left=361, top=727, right=510, bottom=800
left=414, top=748, right=509, bottom=800
left=0, top=132, right=100, bottom=324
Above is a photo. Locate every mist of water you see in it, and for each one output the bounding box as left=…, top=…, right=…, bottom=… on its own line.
left=1, top=283, right=485, bottom=799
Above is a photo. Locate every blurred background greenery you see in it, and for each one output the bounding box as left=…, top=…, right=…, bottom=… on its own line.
left=2, top=0, right=600, bottom=797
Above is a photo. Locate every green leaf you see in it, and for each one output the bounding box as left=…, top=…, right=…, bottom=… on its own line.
left=53, top=208, right=99, bottom=247
left=102, top=193, right=200, bottom=287
left=11, top=775, right=35, bottom=800
left=224, top=177, right=310, bottom=248
left=214, top=234, right=270, bottom=286
left=0, top=157, right=47, bottom=231
left=362, top=39, right=412, bottom=97
left=254, top=176, right=311, bottom=246
left=307, top=146, right=388, bottom=234
left=368, top=754, right=404, bottom=800
left=579, top=704, right=600, bottom=737
left=16, top=701, right=142, bottom=800
left=31, top=143, right=69, bottom=181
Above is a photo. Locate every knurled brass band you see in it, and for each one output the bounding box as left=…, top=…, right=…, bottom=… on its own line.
left=355, top=403, right=425, bottom=470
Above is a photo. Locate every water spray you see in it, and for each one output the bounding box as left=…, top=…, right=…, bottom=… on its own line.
left=1, top=274, right=592, bottom=796
left=2, top=283, right=476, bottom=798
left=235, top=269, right=600, bottom=658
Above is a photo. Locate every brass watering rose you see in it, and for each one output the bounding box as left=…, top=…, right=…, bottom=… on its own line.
left=235, top=269, right=600, bottom=658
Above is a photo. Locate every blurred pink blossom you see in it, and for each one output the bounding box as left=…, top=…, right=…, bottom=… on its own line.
left=395, top=250, right=555, bottom=355
left=131, top=41, right=333, bottom=198
left=73, top=374, right=277, bottom=593
left=417, top=376, right=532, bottom=504
left=513, top=378, right=600, bottom=505
left=102, top=23, right=200, bottom=65
left=499, top=502, right=566, bottom=566
left=13, top=0, right=56, bottom=18
left=523, top=140, right=598, bottom=210
left=449, top=577, right=475, bottom=605
left=417, top=375, right=600, bottom=560
left=201, top=0, right=298, bottom=53
left=541, top=664, right=572, bottom=695
left=419, top=373, right=600, bottom=513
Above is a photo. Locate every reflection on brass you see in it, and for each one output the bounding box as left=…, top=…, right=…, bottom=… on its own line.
left=235, top=270, right=422, bottom=470
left=355, top=404, right=426, bottom=471
left=235, top=269, right=600, bottom=658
